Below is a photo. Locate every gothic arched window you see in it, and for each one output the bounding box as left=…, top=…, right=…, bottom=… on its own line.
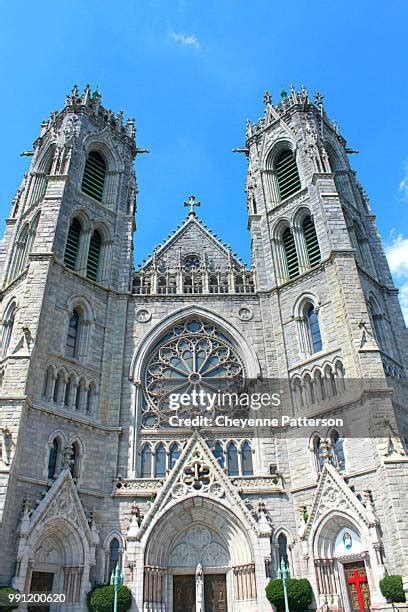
left=169, top=443, right=180, bottom=469
left=9, top=224, right=29, bottom=282
left=82, top=151, right=106, bottom=202
left=140, top=444, right=152, bottom=477
left=213, top=442, right=225, bottom=468
left=302, top=215, right=321, bottom=268
left=330, top=430, right=345, bottom=471
left=108, top=538, right=120, bottom=577
left=241, top=441, right=253, bottom=475
left=275, top=150, right=301, bottom=201
left=66, top=309, right=80, bottom=359
left=227, top=442, right=239, bottom=476
left=48, top=438, right=60, bottom=479
left=313, top=436, right=324, bottom=472
left=368, top=297, right=387, bottom=351
left=278, top=533, right=288, bottom=565
left=306, top=304, right=322, bottom=353
left=1, top=302, right=16, bottom=358
left=64, top=217, right=82, bottom=271
left=155, top=443, right=167, bottom=477
left=70, top=441, right=80, bottom=479
left=86, top=229, right=102, bottom=282
left=282, top=228, right=299, bottom=279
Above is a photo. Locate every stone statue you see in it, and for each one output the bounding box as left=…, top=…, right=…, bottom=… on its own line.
left=195, top=562, right=204, bottom=612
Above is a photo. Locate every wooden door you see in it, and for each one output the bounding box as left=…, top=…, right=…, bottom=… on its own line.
left=204, top=574, right=227, bottom=612
left=28, top=571, right=54, bottom=612
left=173, top=574, right=196, bottom=612
left=344, top=562, right=371, bottom=612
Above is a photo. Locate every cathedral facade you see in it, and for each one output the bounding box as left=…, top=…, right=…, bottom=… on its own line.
left=0, top=84, right=407, bottom=611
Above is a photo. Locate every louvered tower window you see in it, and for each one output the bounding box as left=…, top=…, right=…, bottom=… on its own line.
left=81, top=151, right=106, bottom=202
left=86, top=230, right=102, bottom=281
left=275, top=149, right=301, bottom=201
left=303, top=215, right=321, bottom=267
left=64, top=218, right=81, bottom=270
left=282, top=228, right=299, bottom=279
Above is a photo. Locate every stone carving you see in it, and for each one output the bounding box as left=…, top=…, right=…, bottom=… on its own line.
left=169, top=526, right=228, bottom=568
left=171, top=446, right=224, bottom=498
left=186, top=526, right=211, bottom=548
left=114, top=478, right=163, bottom=496
left=232, top=475, right=283, bottom=492
left=135, top=308, right=151, bottom=323
left=238, top=306, right=253, bottom=321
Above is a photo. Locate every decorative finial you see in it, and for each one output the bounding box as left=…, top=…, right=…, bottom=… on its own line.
left=314, top=91, right=324, bottom=107
left=280, top=87, right=287, bottom=100
left=263, top=90, right=272, bottom=106
left=183, top=194, right=201, bottom=215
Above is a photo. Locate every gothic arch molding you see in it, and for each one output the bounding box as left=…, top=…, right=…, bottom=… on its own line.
left=129, top=305, right=261, bottom=383
left=311, top=510, right=369, bottom=560
left=82, top=128, right=124, bottom=172
left=143, top=495, right=254, bottom=569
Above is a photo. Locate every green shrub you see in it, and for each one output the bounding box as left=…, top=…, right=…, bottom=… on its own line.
left=379, top=575, right=406, bottom=603
left=0, top=586, right=20, bottom=611
left=266, top=577, right=313, bottom=611
left=87, top=584, right=132, bottom=612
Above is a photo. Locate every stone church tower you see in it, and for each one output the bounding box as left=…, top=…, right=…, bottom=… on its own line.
left=0, top=85, right=407, bottom=612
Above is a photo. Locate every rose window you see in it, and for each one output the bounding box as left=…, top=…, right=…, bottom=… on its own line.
left=142, top=319, right=245, bottom=428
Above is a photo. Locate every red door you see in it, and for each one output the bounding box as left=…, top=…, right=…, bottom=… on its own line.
left=344, top=562, right=371, bottom=612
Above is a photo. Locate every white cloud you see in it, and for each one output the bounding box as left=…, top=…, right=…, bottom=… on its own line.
left=169, top=31, right=200, bottom=49
left=399, top=282, right=408, bottom=324
left=385, top=232, right=408, bottom=324
left=399, top=162, right=408, bottom=201
left=385, top=233, right=408, bottom=277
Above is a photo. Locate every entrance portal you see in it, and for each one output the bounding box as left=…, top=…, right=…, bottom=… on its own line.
left=344, top=562, right=371, bottom=612
left=173, top=574, right=227, bottom=612
left=28, top=571, right=54, bottom=612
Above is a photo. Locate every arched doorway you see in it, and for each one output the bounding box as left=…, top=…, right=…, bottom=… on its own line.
left=17, top=517, right=88, bottom=612
left=143, top=496, right=256, bottom=611
left=313, top=513, right=374, bottom=612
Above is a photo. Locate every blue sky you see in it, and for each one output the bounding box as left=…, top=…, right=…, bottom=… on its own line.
left=0, top=1, right=407, bottom=320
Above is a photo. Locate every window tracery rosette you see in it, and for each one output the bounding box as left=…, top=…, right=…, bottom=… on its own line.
left=142, top=319, right=245, bottom=429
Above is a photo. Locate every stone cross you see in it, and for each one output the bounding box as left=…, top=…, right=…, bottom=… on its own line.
left=184, top=195, right=201, bottom=215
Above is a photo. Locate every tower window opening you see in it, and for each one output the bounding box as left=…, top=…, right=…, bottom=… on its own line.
left=82, top=151, right=106, bottom=202
left=275, top=149, right=301, bottom=201
left=64, top=218, right=81, bottom=270
left=86, top=230, right=102, bottom=281
left=282, top=228, right=299, bottom=279
left=302, top=215, right=321, bottom=267
left=306, top=304, right=322, bottom=353
left=66, top=309, right=80, bottom=358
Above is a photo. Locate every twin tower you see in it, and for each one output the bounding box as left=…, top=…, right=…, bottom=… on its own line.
left=0, top=84, right=407, bottom=611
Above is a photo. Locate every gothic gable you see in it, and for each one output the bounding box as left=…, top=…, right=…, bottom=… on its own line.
left=302, top=462, right=378, bottom=539
left=18, top=468, right=94, bottom=546
left=135, top=432, right=259, bottom=541
left=138, top=213, right=245, bottom=274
